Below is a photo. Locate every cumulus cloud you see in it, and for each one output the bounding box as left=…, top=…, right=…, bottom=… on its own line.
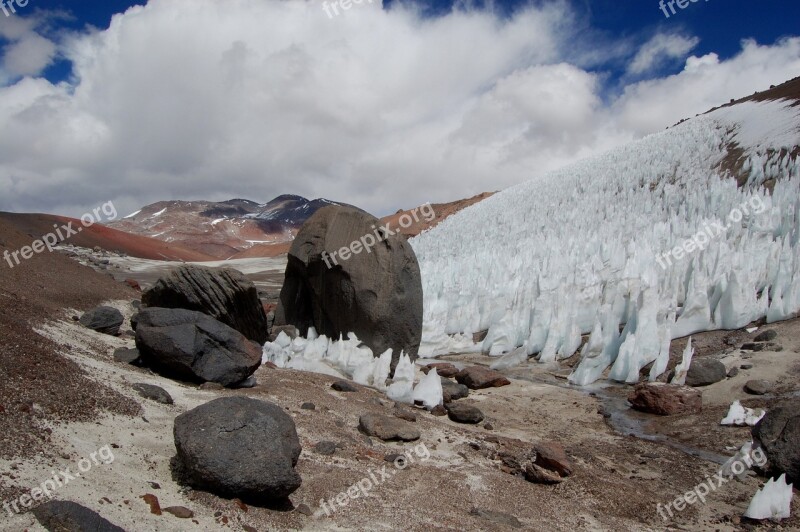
left=0, top=0, right=798, bottom=218
left=627, top=33, right=699, bottom=76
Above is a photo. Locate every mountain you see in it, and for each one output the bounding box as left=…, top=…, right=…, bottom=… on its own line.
left=109, top=195, right=346, bottom=259
left=412, top=77, right=800, bottom=385
left=0, top=212, right=214, bottom=262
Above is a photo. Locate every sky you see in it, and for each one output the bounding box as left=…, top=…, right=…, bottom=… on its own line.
left=0, top=0, right=799, bottom=219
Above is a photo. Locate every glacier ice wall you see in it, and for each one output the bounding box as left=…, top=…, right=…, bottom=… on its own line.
left=413, top=99, right=800, bottom=385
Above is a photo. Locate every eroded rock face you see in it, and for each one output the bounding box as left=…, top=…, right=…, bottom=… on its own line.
left=173, top=397, right=302, bottom=500
left=752, top=399, right=800, bottom=482
left=142, top=265, right=268, bottom=345
left=135, top=307, right=262, bottom=387
left=628, top=382, right=703, bottom=416
left=276, top=206, right=423, bottom=369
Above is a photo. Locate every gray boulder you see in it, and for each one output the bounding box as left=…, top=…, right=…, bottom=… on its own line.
left=142, top=265, right=268, bottom=344
left=752, top=399, right=800, bottom=481
left=441, top=378, right=470, bottom=402
left=132, top=383, right=174, bottom=405
left=80, top=306, right=124, bottom=336
left=33, top=501, right=124, bottom=532
left=445, top=403, right=484, bottom=424
left=173, top=397, right=302, bottom=500
left=358, top=413, right=420, bottom=441
left=685, top=358, right=727, bottom=387
left=276, top=206, right=422, bottom=370
left=135, top=307, right=262, bottom=387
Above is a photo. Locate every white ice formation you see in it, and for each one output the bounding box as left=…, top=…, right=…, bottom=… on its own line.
left=720, top=400, right=766, bottom=426
left=744, top=474, right=793, bottom=521
left=412, top=99, right=800, bottom=385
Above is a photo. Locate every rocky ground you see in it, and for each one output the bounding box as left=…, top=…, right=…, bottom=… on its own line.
left=1, top=240, right=799, bottom=531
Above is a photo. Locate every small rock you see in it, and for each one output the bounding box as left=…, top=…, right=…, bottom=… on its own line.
left=470, top=508, right=522, bottom=528
left=393, top=405, right=417, bottom=422
left=296, top=503, right=313, bottom=516
left=421, top=363, right=459, bottom=378
left=33, top=501, right=125, bottom=531
left=384, top=453, right=403, bottom=463
left=727, top=367, right=739, bottom=378
left=231, top=376, right=258, bottom=389
left=445, top=403, right=484, bottom=424
left=301, top=402, right=316, bottom=410
left=484, top=422, right=494, bottom=431
left=113, top=347, right=141, bottom=365
left=455, top=366, right=511, bottom=390
left=80, top=306, right=124, bottom=336
left=314, top=441, right=338, bottom=456
left=441, top=378, right=470, bottom=402
left=740, top=363, right=754, bottom=370
left=533, top=442, right=573, bottom=477
left=331, top=380, right=358, bottom=393
left=132, top=383, right=173, bottom=405
left=141, top=494, right=162, bottom=515
left=199, top=382, right=225, bottom=391
left=125, top=278, right=142, bottom=291
left=524, top=463, right=563, bottom=484
left=753, top=330, right=777, bottom=342
left=148, top=482, right=161, bottom=490
left=430, top=405, right=447, bottom=416
left=163, top=506, right=194, bottom=519
left=744, top=379, right=772, bottom=395
left=358, top=414, right=420, bottom=441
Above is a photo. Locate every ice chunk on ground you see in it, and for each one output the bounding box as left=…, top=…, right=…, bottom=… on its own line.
left=412, top=368, right=443, bottom=410
left=744, top=474, right=793, bottom=521
left=490, top=346, right=528, bottom=370
left=387, top=353, right=415, bottom=404
left=721, top=400, right=765, bottom=426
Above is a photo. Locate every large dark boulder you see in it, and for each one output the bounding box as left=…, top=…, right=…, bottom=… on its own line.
left=173, top=397, right=302, bottom=500
left=33, top=501, right=125, bottom=532
left=276, top=206, right=423, bottom=370
left=135, top=307, right=262, bottom=387
left=142, top=265, right=268, bottom=344
left=685, top=358, right=727, bottom=387
left=752, top=399, right=800, bottom=482
left=79, top=306, right=124, bottom=336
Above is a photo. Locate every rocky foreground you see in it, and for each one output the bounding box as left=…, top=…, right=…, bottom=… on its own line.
left=1, top=219, right=799, bottom=531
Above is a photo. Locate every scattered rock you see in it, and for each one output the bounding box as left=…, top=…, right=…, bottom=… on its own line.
left=685, top=358, right=727, bottom=387
left=314, top=441, right=338, bottom=456
left=275, top=205, right=423, bottom=370
left=296, top=503, right=313, bottom=516
left=430, top=405, right=447, bottom=416
left=142, top=265, right=268, bottom=344
left=173, top=397, right=302, bottom=499
left=628, top=382, right=702, bottom=416
left=79, top=306, right=124, bottom=336
left=727, top=367, right=739, bottom=378
left=740, top=363, right=754, bottom=370
left=231, top=376, right=258, bottom=389
left=125, top=278, right=142, bottom=291
left=132, top=383, right=174, bottom=405
left=331, top=380, right=358, bottom=393
left=744, top=379, right=772, bottom=395
left=358, top=414, right=420, bottom=441
left=163, top=506, right=194, bottom=519
left=533, top=442, right=573, bottom=477
left=393, top=405, right=417, bottom=422
left=484, top=422, right=494, bottom=431
left=32, top=501, right=125, bottom=531
left=421, top=363, right=459, bottom=378
left=525, top=463, right=563, bottom=484
left=752, top=399, right=800, bottom=481
left=753, top=329, right=778, bottom=342
left=470, top=508, right=522, bottom=528
left=113, top=347, right=141, bottom=365
left=300, top=402, right=316, bottom=411
left=741, top=342, right=782, bottom=352
left=455, top=366, right=511, bottom=390
left=199, top=382, right=225, bottom=391
left=441, top=378, right=470, bottom=402
left=445, top=403, right=484, bottom=424
left=141, top=493, right=162, bottom=515
left=135, top=307, right=262, bottom=387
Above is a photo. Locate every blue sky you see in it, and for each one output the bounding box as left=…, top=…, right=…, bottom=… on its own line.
left=0, top=0, right=799, bottom=217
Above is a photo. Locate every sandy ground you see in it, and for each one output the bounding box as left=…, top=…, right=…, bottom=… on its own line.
left=2, top=294, right=799, bottom=531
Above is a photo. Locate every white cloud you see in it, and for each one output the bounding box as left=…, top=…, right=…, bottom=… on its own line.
left=0, top=0, right=798, bottom=219
left=627, top=33, right=699, bottom=76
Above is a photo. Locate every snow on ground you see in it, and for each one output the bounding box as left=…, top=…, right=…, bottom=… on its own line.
left=412, top=98, right=800, bottom=385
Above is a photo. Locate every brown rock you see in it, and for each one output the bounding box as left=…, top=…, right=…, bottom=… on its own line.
left=420, top=363, right=459, bottom=378
left=430, top=405, right=447, bottom=416
left=628, top=382, right=702, bottom=416
left=163, top=506, right=194, bottom=519
left=533, top=442, right=573, bottom=477
left=393, top=405, right=417, bottom=422
left=141, top=494, right=162, bottom=515
left=524, top=463, right=563, bottom=484
left=124, top=278, right=141, bottom=291
left=358, top=414, right=420, bottom=441
left=455, top=366, right=511, bottom=390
